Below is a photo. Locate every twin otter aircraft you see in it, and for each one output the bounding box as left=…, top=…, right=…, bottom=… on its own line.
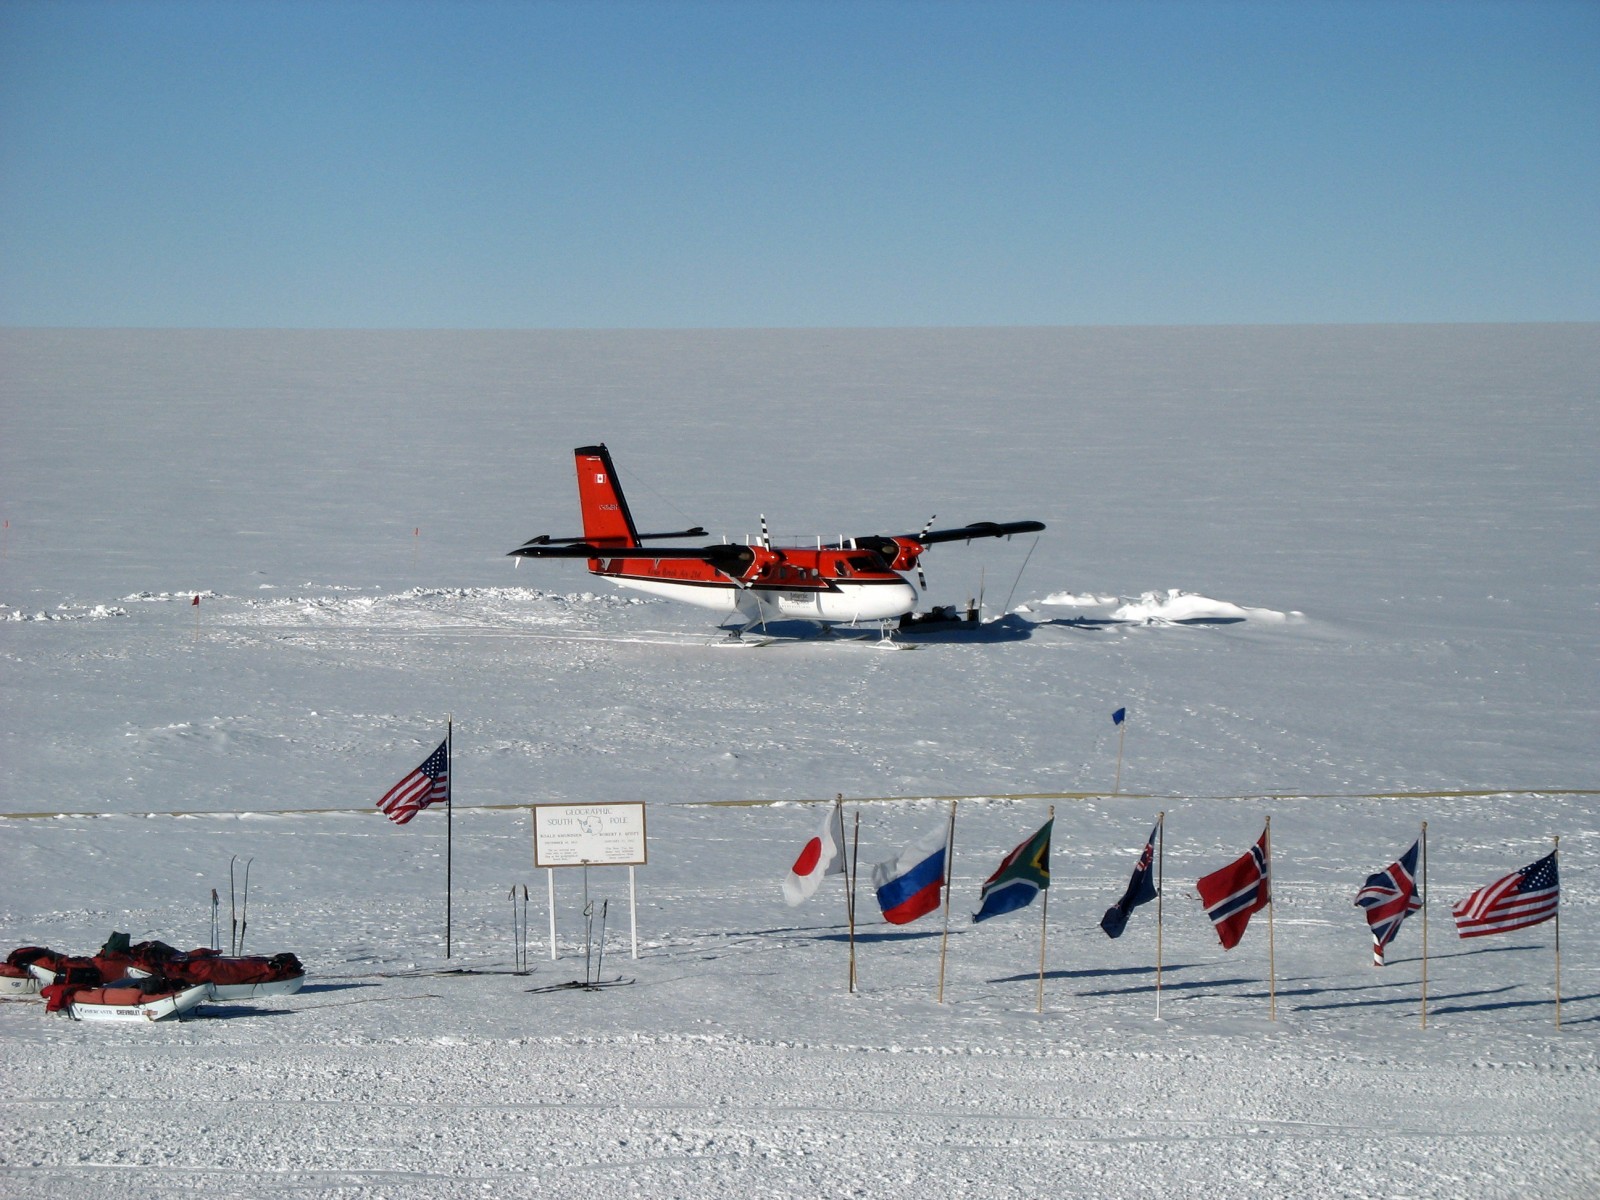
left=509, top=444, right=1044, bottom=639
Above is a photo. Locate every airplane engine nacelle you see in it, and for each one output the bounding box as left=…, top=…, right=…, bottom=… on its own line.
left=851, top=536, right=921, bottom=573
left=701, top=543, right=761, bottom=578
left=739, top=545, right=785, bottom=580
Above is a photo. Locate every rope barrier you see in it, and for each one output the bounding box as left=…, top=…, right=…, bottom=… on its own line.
left=2, top=788, right=1595, bottom=820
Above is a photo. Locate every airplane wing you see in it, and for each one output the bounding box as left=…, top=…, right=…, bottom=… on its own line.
left=910, top=520, right=1045, bottom=545
left=515, top=527, right=705, bottom=548
left=845, top=519, right=1044, bottom=565
left=508, top=539, right=756, bottom=572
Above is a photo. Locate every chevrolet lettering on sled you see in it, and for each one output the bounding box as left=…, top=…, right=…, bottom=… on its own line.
left=509, top=444, right=1044, bottom=639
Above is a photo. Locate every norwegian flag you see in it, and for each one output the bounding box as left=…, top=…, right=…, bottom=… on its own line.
left=1355, top=839, right=1424, bottom=962
left=376, top=740, right=450, bottom=825
left=1196, top=828, right=1270, bottom=950
left=1453, top=851, right=1559, bottom=938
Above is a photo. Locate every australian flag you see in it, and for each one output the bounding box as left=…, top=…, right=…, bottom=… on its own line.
left=1100, top=820, right=1160, bottom=938
left=1354, top=838, right=1423, bottom=956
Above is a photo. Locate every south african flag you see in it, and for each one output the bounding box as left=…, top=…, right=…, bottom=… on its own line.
left=974, top=819, right=1052, bottom=922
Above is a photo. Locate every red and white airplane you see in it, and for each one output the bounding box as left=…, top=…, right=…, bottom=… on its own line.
left=509, top=444, right=1044, bottom=637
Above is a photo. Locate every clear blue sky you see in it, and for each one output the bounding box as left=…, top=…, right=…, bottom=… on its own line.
left=2, top=0, right=1596, bottom=328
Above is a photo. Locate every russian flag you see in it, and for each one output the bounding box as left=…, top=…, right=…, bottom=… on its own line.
left=872, top=821, right=950, bottom=925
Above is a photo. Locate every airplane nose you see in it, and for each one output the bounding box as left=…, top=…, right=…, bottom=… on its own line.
left=871, top=580, right=918, bottom=620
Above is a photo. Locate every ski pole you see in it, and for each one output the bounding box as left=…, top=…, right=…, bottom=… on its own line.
left=583, top=901, right=594, bottom=985
left=238, top=858, right=254, bottom=955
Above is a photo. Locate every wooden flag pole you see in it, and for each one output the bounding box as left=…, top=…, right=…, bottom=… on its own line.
left=445, top=716, right=454, bottom=959
left=1113, top=719, right=1126, bottom=796
left=1036, top=804, right=1055, bottom=1014
left=1427, top=825, right=1440, bottom=1030
left=1554, top=834, right=1562, bottom=1029
left=1156, top=810, right=1166, bottom=1021
left=847, top=804, right=860, bottom=995
left=1266, top=814, right=1277, bottom=1022
left=937, top=800, right=958, bottom=1004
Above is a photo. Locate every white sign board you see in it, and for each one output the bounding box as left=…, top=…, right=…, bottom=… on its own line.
left=533, top=802, right=648, bottom=868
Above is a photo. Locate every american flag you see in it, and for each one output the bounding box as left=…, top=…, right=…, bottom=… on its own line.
left=1355, top=838, right=1424, bottom=956
left=1196, top=829, right=1270, bottom=950
left=1453, top=851, right=1559, bottom=938
left=376, top=739, right=450, bottom=825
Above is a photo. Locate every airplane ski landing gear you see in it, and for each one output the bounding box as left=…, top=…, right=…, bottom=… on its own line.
left=723, top=610, right=769, bottom=641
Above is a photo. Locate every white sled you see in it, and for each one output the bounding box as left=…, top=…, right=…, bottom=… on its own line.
left=127, top=961, right=307, bottom=1001
left=208, top=973, right=306, bottom=1001
left=65, top=982, right=210, bottom=1023
left=0, top=971, right=40, bottom=997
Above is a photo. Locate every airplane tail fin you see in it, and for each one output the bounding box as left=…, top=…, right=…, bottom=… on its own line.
left=573, top=444, right=641, bottom=547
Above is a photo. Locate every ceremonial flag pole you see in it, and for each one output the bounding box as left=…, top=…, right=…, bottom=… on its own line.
left=1554, top=835, right=1562, bottom=1029
left=1266, top=814, right=1277, bottom=1022
left=936, top=800, right=958, bottom=1004
left=445, top=716, right=454, bottom=959
left=375, top=728, right=453, bottom=955
left=1036, top=804, right=1054, bottom=1013
left=1451, top=836, right=1561, bottom=1024
left=1156, top=810, right=1166, bottom=1021
left=847, top=803, right=860, bottom=994
left=1420, top=821, right=1429, bottom=1029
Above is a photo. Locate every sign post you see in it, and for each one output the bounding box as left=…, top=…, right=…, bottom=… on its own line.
left=533, top=802, right=648, bottom=960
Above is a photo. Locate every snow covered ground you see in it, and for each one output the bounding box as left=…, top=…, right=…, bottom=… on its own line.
left=1, top=325, right=1597, bottom=1198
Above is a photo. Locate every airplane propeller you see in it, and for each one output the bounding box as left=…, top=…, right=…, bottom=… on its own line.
left=913, top=515, right=936, bottom=591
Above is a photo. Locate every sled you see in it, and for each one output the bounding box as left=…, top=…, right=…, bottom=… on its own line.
left=57, top=981, right=210, bottom=1023
left=0, top=965, right=40, bottom=997
left=126, top=949, right=306, bottom=1001
left=128, top=964, right=307, bottom=1000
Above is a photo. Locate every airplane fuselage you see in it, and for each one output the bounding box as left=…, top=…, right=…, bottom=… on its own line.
left=592, top=550, right=919, bottom=623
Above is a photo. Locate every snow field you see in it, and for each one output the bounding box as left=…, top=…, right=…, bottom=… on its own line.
left=2, top=325, right=1597, bottom=1197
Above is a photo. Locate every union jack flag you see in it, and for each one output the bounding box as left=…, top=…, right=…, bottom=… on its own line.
left=376, top=739, right=450, bottom=826
left=1453, top=851, right=1559, bottom=939
left=1355, top=839, right=1423, bottom=958
left=1196, top=828, right=1270, bottom=950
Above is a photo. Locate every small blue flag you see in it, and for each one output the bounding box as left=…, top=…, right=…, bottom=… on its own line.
left=1112, top=707, right=1126, bottom=726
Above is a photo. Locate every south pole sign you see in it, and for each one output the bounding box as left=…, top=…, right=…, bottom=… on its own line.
left=533, top=802, right=648, bottom=867
left=532, top=802, right=648, bottom=961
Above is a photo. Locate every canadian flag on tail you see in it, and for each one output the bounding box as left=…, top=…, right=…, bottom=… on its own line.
left=783, top=801, right=848, bottom=906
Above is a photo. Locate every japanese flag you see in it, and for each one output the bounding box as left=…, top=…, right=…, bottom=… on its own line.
left=783, top=803, right=848, bottom=906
